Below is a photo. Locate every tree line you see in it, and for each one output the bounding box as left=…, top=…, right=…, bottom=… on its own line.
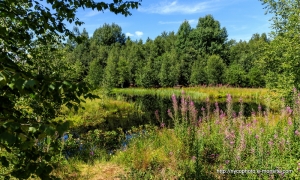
left=62, top=15, right=269, bottom=89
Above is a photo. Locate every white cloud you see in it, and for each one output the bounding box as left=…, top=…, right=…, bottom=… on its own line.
left=159, top=19, right=197, bottom=25
left=187, top=19, right=197, bottom=24
left=139, top=0, right=222, bottom=14
left=135, top=31, right=143, bottom=37
left=85, top=10, right=101, bottom=17
left=125, top=32, right=134, bottom=37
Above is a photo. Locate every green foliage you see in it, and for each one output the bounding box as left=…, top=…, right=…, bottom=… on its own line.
left=260, top=0, right=300, bottom=102
left=206, top=55, right=226, bottom=85
left=192, top=15, right=228, bottom=62
left=189, top=56, right=208, bottom=86
left=85, top=58, right=103, bottom=89
left=103, top=45, right=120, bottom=89
left=248, top=66, right=265, bottom=87
left=224, top=63, right=247, bottom=87
left=112, top=91, right=300, bottom=179
left=176, top=21, right=193, bottom=85
left=158, top=49, right=180, bottom=87
left=91, top=23, right=126, bottom=46
left=0, top=0, right=141, bottom=179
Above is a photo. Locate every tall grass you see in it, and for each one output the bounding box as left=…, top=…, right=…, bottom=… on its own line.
left=112, top=88, right=208, bottom=101
left=113, top=90, right=300, bottom=179
left=113, top=87, right=281, bottom=110
left=56, top=89, right=142, bottom=129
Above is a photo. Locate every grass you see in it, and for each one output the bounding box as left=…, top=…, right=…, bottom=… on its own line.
left=55, top=89, right=143, bottom=129
left=109, top=92, right=300, bottom=179
left=3, top=87, right=295, bottom=179
left=112, top=86, right=280, bottom=109
left=112, top=87, right=208, bottom=101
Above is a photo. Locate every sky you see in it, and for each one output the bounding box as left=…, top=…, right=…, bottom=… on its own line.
left=70, top=0, right=273, bottom=42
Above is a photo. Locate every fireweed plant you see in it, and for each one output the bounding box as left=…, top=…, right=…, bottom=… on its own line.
left=162, top=90, right=300, bottom=179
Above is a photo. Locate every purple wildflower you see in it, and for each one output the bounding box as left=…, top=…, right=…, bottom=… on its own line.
left=295, top=130, right=300, bottom=136
left=286, top=106, right=293, bottom=115
left=258, top=105, right=262, bottom=112
left=233, top=112, right=237, bottom=118
left=225, top=160, right=230, bottom=164
left=160, top=122, right=165, bottom=128
left=268, top=140, right=274, bottom=146
left=226, top=94, right=232, bottom=103
left=197, top=117, right=202, bottom=126
left=90, top=151, right=94, bottom=156
left=167, top=109, right=173, bottom=119
left=181, top=97, right=188, bottom=116
left=288, top=117, right=293, bottom=126
left=171, top=94, right=178, bottom=113
left=215, top=102, right=219, bottom=109
left=191, top=156, right=197, bottom=161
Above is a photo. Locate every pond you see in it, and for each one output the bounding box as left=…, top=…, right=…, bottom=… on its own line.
left=102, top=94, right=268, bottom=131
left=63, top=93, right=269, bottom=158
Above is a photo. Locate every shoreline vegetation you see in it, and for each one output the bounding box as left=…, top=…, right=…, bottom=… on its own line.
left=44, top=88, right=300, bottom=179
left=112, top=87, right=280, bottom=109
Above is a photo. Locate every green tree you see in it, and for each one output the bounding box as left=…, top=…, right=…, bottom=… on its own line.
left=206, top=55, right=226, bottom=85
left=248, top=66, right=265, bottom=87
left=192, top=15, right=228, bottom=63
left=67, top=28, right=92, bottom=80
left=224, top=63, right=247, bottom=87
left=176, top=20, right=193, bottom=85
left=103, top=45, right=120, bottom=89
left=85, top=58, right=103, bottom=89
left=126, top=39, right=144, bottom=85
left=91, top=23, right=126, bottom=46
left=85, top=43, right=109, bottom=88
left=189, top=56, right=208, bottom=86
left=260, top=0, right=300, bottom=101
left=117, top=54, right=130, bottom=88
left=158, top=49, right=180, bottom=87
left=136, top=58, right=155, bottom=88
left=0, top=0, right=141, bottom=179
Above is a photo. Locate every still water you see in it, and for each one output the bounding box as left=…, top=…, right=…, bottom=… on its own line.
left=101, top=94, right=266, bottom=131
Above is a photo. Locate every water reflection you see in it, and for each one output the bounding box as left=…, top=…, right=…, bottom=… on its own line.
left=106, top=94, right=266, bottom=130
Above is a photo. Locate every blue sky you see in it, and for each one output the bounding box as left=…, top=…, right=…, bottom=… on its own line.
left=70, top=0, right=272, bottom=42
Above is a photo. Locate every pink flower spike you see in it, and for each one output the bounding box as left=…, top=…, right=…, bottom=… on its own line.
left=226, top=94, right=232, bottom=103
left=191, top=156, right=196, bottom=161
left=288, top=117, right=293, bottom=126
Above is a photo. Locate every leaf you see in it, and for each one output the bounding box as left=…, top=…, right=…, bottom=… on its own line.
left=44, top=126, right=55, bottom=136
left=23, top=80, right=36, bottom=89
left=15, top=78, right=25, bottom=90
left=29, top=127, right=37, bottom=133
left=49, top=84, right=55, bottom=90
